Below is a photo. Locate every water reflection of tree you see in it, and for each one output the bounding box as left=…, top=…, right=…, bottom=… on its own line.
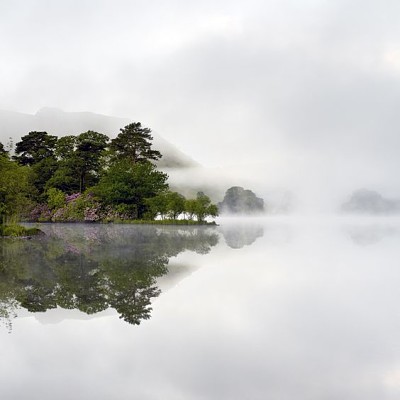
left=346, top=225, right=398, bottom=246
left=219, top=223, right=264, bottom=249
left=0, top=225, right=218, bottom=330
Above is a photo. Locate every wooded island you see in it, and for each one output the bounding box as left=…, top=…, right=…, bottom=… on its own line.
left=0, top=122, right=218, bottom=234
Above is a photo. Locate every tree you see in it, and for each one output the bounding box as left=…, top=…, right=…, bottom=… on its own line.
left=145, top=193, right=169, bottom=220
left=54, top=135, right=77, bottom=160
left=75, top=131, right=109, bottom=192
left=110, top=122, right=161, bottom=164
left=14, top=131, right=57, bottom=166
left=218, top=186, right=264, bottom=214
left=195, top=192, right=218, bottom=222
left=0, top=157, right=34, bottom=220
left=184, top=198, right=198, bottom=220
left=31, top=157, right=59, bottom=199
left=46, top=188, right=66, bottom=210
left=145, top=191, right=186, bottom=220
left=190, top=192, right=219, bottom=222
left=48, top=131, right=109, bottom=193
left=94, top=160, right=168, bottom=219
left=166, top=191, right=185, bottom=219
left=0, top=142, right=7, bottom=157
left=13, top=131, right=59, bottom=198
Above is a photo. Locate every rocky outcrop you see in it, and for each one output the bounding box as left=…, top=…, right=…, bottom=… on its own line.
left=218, top=186, right=264, bottom=214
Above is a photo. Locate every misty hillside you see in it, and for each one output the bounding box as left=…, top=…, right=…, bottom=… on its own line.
left=0, top=108, right=198, bottom=169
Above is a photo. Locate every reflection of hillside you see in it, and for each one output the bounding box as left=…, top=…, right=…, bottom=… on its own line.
left=0, top=224, right=218, bottom=331
left=220, top=223, right=264, bottom=249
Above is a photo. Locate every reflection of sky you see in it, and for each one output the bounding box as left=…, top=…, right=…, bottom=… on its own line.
left=2, top=218, right=400, bottom=399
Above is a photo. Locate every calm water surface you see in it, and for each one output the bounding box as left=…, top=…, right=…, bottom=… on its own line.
left=1, top=218, right=400, bottom=399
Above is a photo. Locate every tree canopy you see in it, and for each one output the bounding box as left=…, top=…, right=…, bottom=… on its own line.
left=0, top=122, right=218, bottom=225
left=94, top=160, right=169, bottom=219
left=14, top=131, right=57, bottom=166
left=110, top=122, right=161, bottom=164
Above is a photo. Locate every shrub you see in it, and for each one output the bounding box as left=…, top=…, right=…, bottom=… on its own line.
left=47, top=188, right=66, bottom=210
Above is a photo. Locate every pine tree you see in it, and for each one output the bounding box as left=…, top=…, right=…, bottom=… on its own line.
left=110, top=122, right=161, bottom=164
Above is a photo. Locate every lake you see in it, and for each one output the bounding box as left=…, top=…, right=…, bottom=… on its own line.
left=1, top=217, right=400, bottom=399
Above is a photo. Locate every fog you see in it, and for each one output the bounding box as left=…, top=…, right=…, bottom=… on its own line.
left=1, top=0, right=400, bottom=211
left=2, top=219, right=400, bottom=399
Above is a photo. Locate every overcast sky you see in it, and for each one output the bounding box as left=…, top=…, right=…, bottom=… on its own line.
left=1, top=0, right=400, bottom=200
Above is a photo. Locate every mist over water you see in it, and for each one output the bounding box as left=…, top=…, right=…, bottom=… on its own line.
left=1, top=219, right=399, bottom=399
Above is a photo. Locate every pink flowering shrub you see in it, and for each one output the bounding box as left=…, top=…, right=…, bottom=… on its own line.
left=28, top=203, right=52, bottom=222
left=28, top=191, right=138, bottom=223
left=65, top=193, right=81, bottom=203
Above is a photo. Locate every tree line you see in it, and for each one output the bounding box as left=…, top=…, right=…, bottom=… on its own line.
left=0, top=123, right=218, bottom=224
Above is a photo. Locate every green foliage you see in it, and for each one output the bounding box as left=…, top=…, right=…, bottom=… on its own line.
left=145, top=191, right=184, bottom=220
left=0, top=142, right=7, bottom=156
left=14, top=131, right=57, bottom=166
left=12, top=131, right=58, bottom=199
left=54, top=135, right=77, bottom=160
left=166, top=191, right=185, bottom=219
left=46, top=188, right=66, bottom=210
left=145, top=193, right=169, bottom=220
left=75, top=131, right=109, bottom=191
left=110, top=122, right=161, bottom=164
left=0, top=156, right=34, bottom=220
left=184, top=198, right=198, bottom=220
left=0, top=223, right=42, bottom=237
left=94, top=160, right=168, bottom=219
left=2, top=124, right=220, bottom=224
left=46, top=163, right=80, bottom=193
left=49, top=131, right=109, bottom=193
left=2, top=224, right=27, bottom=237
left=190, top=192, right=219, bottom=222
left=51, top=193, right=100, bottom=222
left=31, top=157, right=59, bottom=199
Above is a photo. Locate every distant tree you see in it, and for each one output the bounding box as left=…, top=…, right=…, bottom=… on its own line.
left=110, top=122, right=161, bottom=164
left=218, top=186, right=264, bottom=214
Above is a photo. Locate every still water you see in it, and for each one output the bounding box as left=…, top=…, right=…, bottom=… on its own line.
left=1, top=217, right=400, bottom=399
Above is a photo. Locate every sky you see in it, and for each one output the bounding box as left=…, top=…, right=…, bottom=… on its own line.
left=1, top=0, right=400, bottom=205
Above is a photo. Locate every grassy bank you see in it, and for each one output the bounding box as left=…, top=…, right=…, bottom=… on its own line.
left=0, top=224, right=43, bottom=237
